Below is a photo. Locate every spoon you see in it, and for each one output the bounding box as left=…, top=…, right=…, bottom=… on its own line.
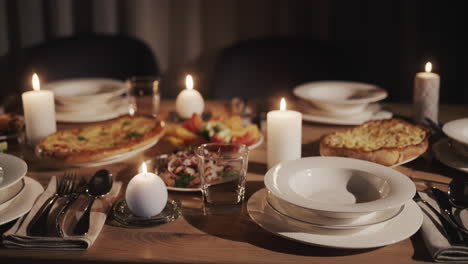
left=448, top=177, right=468, bottom=209
left=74, top=169, right=113, bottom=235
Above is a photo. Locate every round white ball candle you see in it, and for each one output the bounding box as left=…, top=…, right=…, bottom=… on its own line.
left=22, top=73, right=56, bottom=145
left=125, top=162, right=168, bottom=217
left=175, top=74, right=204, bottom=119
left=414, top=62, right=440, bottom=125
left=267, top=98, right=302, bottom=169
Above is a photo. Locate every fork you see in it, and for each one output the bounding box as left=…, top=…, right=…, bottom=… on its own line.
left=27, top=171, right=76, bottom=236
left=413, top=191, right=465, bottom=243
left=52, top=175, right=83, bottom=237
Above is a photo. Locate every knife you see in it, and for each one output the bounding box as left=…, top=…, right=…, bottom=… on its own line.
left=431, top=187, right=466, bottom=242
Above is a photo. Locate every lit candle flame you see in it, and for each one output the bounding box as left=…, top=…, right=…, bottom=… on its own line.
left=425, top=62, right=432, bottom=73
left=185, top=74, right=194, bottom=90
left=141, top=162, right=147, bottom=175
left=32, top=73, right=40, bottom=91
left=280, top=97, right=286, bottom=111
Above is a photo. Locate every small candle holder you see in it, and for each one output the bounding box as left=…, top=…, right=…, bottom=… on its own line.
left=111, top=198, right=182, bottom=227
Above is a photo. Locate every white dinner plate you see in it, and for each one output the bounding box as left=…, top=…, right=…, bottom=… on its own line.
left=0, top=153, right=28, bottom=190
left=44, top=78, right=127, bottom=103
left=247, top=189, right=423, bottom=249
left=0, top=177, right=44, bottom=225
left=301, top=108, right=393, bottom=126
left=61, top=137, right=162, bottom=168
left=433, top=138, right=468, bottom=173
left=442, top=118, right=468, bottom=146
left=264, top=157, right=415, bottom=218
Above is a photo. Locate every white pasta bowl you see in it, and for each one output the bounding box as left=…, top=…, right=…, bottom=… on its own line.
left=293, top=81, right=387, bottom=115
left=442, top=118, right=468, bottom=158
left=264, top=157, right=415, bottom=219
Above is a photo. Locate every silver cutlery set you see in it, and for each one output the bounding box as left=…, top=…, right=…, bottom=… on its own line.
left=26, top=169, right=112, bottom=237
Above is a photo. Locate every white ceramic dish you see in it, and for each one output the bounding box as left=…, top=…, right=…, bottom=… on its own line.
left=442, top=118, right=468, bottom=146
left=266, top=191, right=404, bottom=229
left=44, top=78, right=127, bottom=103
left=247, top=188, right=423, bottom=249
left=55, top=104, right=129, bottom=123
left=293, top=81, right=387, bottom=115
left=264, top=157, right=415, bottom=218
left=433, top=138, right=468, bottom=173
left=301, top=108, right=393, bottom=126
left=0, top=153, right=28, bottom=190
left=0, top=177, right=44, bottom=225
left=0, top=179, right=25, bottom=211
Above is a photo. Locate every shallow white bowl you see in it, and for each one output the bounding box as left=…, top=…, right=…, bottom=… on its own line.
left=293, top=81, right=387, bottom=115
left=443, top=118, right=468, bottom=147
left=264, top=157, right=415, bottom=218
left=44, top=78, right=126, bottom=103
left=0, top=153, right=27, bottom=191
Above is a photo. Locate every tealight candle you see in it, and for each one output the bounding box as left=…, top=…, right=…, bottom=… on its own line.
left=175, top=74, right=204, bottom=119
left=21, top=73, right=56, bottom=145
left=125, top=162, right=168, bottom=217
left=267, top=98, right=302, bottom=169
left=414, top=62, right=440, bottom=125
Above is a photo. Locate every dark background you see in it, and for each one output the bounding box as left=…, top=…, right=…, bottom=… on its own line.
left=0, top=0, right=467, bottom=104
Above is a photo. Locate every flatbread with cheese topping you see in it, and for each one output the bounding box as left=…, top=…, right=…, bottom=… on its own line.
left=320, top=119, right=429, bottom=166
left=36, top=115, right=165, bottom=163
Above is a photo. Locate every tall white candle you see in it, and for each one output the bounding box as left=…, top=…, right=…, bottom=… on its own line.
left=125, top=162, right=168, bottom=217
left=414, top=62, right=440, bottom=125
left=22, top=73, right=56, bottom=145
left=267, top=98, right=302, bottom=169
left=175, top=74, right=204, bottom=119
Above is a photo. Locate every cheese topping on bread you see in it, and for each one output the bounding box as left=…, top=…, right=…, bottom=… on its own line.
left=324, top=119, right=427, bottom=151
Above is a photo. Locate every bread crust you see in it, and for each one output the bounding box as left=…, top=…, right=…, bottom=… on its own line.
left=320, top=119, right=429, bottom=166
left=36, top=115, right=165, bottom=163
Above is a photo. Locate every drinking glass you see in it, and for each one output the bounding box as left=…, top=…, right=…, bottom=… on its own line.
left=196, top=143, right=249, bottom=207
left=126, top=76, right=161, bottom=116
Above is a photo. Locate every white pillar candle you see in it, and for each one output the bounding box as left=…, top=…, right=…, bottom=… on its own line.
left=22, top=73, right=56, bottom=145
left=125, top=162, right=168, bottom=217
left=267, top=98, right=302, bottom=169
left=414, top=62, right=440, bottom=125
left=175, top=74, right=204, bottom=119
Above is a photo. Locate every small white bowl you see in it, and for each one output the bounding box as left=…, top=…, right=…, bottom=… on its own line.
left=443, top=118, right=468, bottom=147
left=264, top=157, right=415, bottom=219
left=293, top=81, right=387, bottom=115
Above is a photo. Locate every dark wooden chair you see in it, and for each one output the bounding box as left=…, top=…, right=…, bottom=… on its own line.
left=210, top=36, right=356, bottom=100
left=21, top=34, right=159, bottom=86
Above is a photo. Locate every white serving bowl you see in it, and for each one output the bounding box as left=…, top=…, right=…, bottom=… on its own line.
left=443, top=118, right=468, bottom=158
left=44, top=78, right=126, bottom=104
left=0, top=153, right=27, bottom=191
left=264, top=157, right=415, bottom=218
left=293, top=81, right=387, bottom=116
left=0, top=179, right=25, bottom=211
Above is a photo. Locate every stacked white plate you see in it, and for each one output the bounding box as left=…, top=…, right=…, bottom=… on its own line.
left=433, top=118, right=468, bottom=172
left=0, top=153, right=43, bottom=225
left=293, top=81, right=393, bottom=125
left=248, top=157, right=423, bottom=249
left=43, top=78, right=130, bottom=123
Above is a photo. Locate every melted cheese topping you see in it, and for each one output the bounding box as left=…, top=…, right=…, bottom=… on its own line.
left=41, top=116, right=157, bottom=151
left=327, top=120, right=427, bottom=151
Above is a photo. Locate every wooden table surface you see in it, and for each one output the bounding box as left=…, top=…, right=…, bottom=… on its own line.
left=1, top=100, right=468, bottom=264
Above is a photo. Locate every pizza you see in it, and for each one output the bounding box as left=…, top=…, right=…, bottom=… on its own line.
left=36, top=115, right=165, bottom=163
left=320, top=118, right=429, bottom=166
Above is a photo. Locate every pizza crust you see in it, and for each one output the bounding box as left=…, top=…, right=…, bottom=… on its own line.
left=36, top=115, right=165, bottom=163
left=320, top=119, right=429, bottom=166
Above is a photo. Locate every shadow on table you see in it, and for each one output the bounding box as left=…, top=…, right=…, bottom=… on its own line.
left=182, top=180, right=376, bottom=257
left=410, top=231, right=432, bottom=262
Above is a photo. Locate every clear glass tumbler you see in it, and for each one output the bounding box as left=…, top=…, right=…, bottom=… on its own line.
left=196, top=143, right=249, bottom=206
left=126, top=76, right=161, bottom=116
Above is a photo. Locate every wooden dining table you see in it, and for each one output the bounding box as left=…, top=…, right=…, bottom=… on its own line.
left=1, top=99, right=468, bottom=264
